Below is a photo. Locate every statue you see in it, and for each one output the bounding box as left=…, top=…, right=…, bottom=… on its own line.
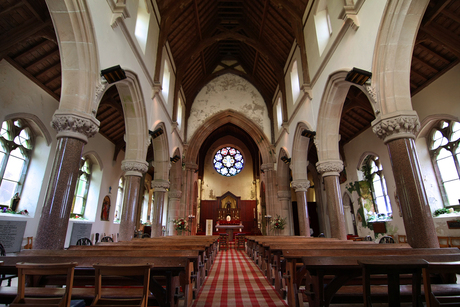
left=10, top=193, right=20, bottom=212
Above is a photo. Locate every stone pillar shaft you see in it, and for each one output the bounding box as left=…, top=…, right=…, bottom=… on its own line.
left=373, top=112, right=438, bottom=248
left=34, top=137, right=85, bottom=249
left=167, top=190, right=182, bottom=236
left=151, top=179, right=170, bottom=237
left=118, top=160, right=148, bottom=242
left=316, top=160, right=347, bottom=240
left=277, top=190, right=291, bottom=235
left=34, top=112, right=99, bottom=250
left=119, top=175, right=141, bottom=241
left=291, top=179, right=311, bottom=237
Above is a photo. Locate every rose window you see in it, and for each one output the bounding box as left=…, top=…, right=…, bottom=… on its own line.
left=213, top=146, right=244, bottom=177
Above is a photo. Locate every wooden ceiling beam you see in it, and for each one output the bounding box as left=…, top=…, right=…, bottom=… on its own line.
left=25, top=49, right=59, bottom=70
left=0, top=2, right=24, bottom=20
left=420, top=24, right=460, bottom=58
left=415, top=43, right=450, bottom=65
left=12, top=39, right=50, bottom=62
left=0, top=19, right=52, bottom=55
left=421, top=0, right=452, bottom=27
left=411, top=56, right=439, bottom=74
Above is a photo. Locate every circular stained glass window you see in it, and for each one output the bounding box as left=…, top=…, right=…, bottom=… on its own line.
left=213, top=146, right=244, bottom=177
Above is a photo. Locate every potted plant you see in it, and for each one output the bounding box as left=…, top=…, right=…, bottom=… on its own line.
left=271, top=215, right=287, bottom=235
left=172, top=218, right=188, bottom=235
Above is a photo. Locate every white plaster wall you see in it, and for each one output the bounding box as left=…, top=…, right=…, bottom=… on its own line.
left=412, top=64, right=460, bottom=123
left=0, top=60, right=58, bottom=240
left=201, top=136, right=256, bottom=201
left=0, top=60, right=127, bottom=248
left=86, top=1, right=174, bottom=136
left=187, top=74, right=271, bottom=142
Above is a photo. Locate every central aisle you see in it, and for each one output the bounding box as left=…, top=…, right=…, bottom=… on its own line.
left=192, top=248, right=288, bottom=307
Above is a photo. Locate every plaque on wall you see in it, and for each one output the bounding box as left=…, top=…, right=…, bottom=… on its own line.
left=206, top=219, right=213, bottom=236
left=0, top=220, right=27, bottom=253
left=69, top=223, right=92, bottom=246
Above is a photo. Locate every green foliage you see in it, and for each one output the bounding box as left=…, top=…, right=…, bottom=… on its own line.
left=433, top=208, right=450, bottom=217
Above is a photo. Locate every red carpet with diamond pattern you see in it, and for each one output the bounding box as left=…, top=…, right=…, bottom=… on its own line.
left=192, top=248, right=288, bottom=307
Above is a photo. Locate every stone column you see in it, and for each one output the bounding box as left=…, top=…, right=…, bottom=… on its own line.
left=167, top=190, right=182, bottom=235
left=291, top=179, right=311, bottom=237
left=277, top=190, right=291, bottom=235
left=118, top=160, right=148, bottom=242
left=183, top=163, right=198, bottom=217
left=261, top=163, right=278, bottom=217
left=316, top=160, right=347, bottom=240
left=34, top=112, right=99, bottom=250
left=151, top=179, right=170, bottom=237
left=372, top=112, right=439, bottom=248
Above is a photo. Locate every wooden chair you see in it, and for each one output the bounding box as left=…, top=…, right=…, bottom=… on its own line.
left=9, top=262, right=78, bottom=307
left=219, top=234, right=228, bottom=251
left=449, top=237, right=460, bottom=249
left=236, top=234, right=245, bottom=250
left=398, top=234, right=407, bottom=243
left=437, top=236, right=450, bottom=248
left=423, top=261, right=460, bottom=307
left=379, top=235, right=395, bottom=244
left=90, top=263, right=153, bottom=307
left=99, top=236, right=114, bottom=243
left=0, top=242, right=17, bottom=286
left=76, top=237, right=92, bottom=246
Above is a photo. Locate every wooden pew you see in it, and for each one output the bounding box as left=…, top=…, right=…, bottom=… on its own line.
left=282, top=248, right=460, bottom=307
left=0, top=249, right=199, bottom=307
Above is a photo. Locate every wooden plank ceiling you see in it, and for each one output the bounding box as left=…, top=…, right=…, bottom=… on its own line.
left=0, top=0, right=459, bottom=157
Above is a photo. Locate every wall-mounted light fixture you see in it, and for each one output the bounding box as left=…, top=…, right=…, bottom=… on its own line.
left=345, top=67, right=372, bottom=86
left=301, top=129, right=316, bottom=138
left=101, top=65, right=127, bottom=84
left=149, top=128, right=164, bottom=139
left=170, top=155, right=180, bottom=163
left=281, top=156, right=291, bottom=164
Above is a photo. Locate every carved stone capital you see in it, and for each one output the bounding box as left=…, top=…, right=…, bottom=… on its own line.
left=261, top=163, right=275, bottom=172
left=51, top=111, right=99, bottom=143
left=121, top=160, right=148, bottom=177
left=364, top=84, right=377, bottom=105
left=277, top=190, right=291, bottom=200
left=94, top=83, right=108, bottom=112
left=291, top=179, right=311, bottom=192
left=152, top=82, right=162, bottom=97
left=372, top=111, right=420, bottom=143
left=169, top=189, right=182, bottom=199
left=151, top=179, right=170, bottom=192
left=316, top=160, right=343, bottom=177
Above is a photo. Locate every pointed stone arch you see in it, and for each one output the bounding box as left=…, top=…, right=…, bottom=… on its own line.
left=316, top=70, right=351, bottom=162
left=114, top=71, right=150, bottom=163
left=149, top=122, right=170, bottom=181
left=185, top=110, right=274, bottom=165
left=46, top=0, right=100, bottom=114
left=291, top=122, right=314, bottom=181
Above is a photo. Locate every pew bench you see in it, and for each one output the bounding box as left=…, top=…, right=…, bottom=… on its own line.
left=0, top=250, right=198, bottom=307
left=282, top=248, right=460, bottom=307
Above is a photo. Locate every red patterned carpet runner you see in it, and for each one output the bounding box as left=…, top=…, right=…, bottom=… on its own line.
left=192, top=249, right=288, bottom=307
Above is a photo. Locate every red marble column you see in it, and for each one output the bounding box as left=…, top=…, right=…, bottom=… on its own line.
left=291, top=179, right=311, bottom=237
left=373, top=113, right=439, bottom=248
left=35, top=112, right=99, bottom=250
left=118, top=160, right=148, bottom=242
left=316, top=160, right=347, bottom=240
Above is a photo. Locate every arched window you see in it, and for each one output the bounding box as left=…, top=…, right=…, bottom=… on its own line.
left=0, top=119, right=33, bottom=206
left=290, top=61, right=300, bottom=103
left=314, top=0, right=332, bottom=56
left=162, top=60, right=171, bottom=103
left=362, top=155, right=392, bottom=216
left=276, top=97, right=283, bottom=130
left=71, top=156, right=92, bottom=218
left=135, top=0, right=150, bottom=54
left=429, top=120, right=460, bottom=206
left=114, top=177, right=124, bottom=223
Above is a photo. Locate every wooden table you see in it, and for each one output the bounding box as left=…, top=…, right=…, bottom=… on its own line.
left=215, top=224, right=243, bottom=241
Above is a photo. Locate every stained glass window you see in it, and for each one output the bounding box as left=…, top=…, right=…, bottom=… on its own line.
left=213, top=146, right=244, bottom=177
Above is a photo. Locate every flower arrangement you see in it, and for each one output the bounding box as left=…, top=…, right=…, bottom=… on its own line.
left=271, top=214, right=287, bottom=230
left=1, top=207, right=28, bottom=215
left=172, top=218, right=188, bottom=232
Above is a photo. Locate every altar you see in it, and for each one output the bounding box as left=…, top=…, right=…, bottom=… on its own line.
left=215, top=224, right=243, bottom=241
